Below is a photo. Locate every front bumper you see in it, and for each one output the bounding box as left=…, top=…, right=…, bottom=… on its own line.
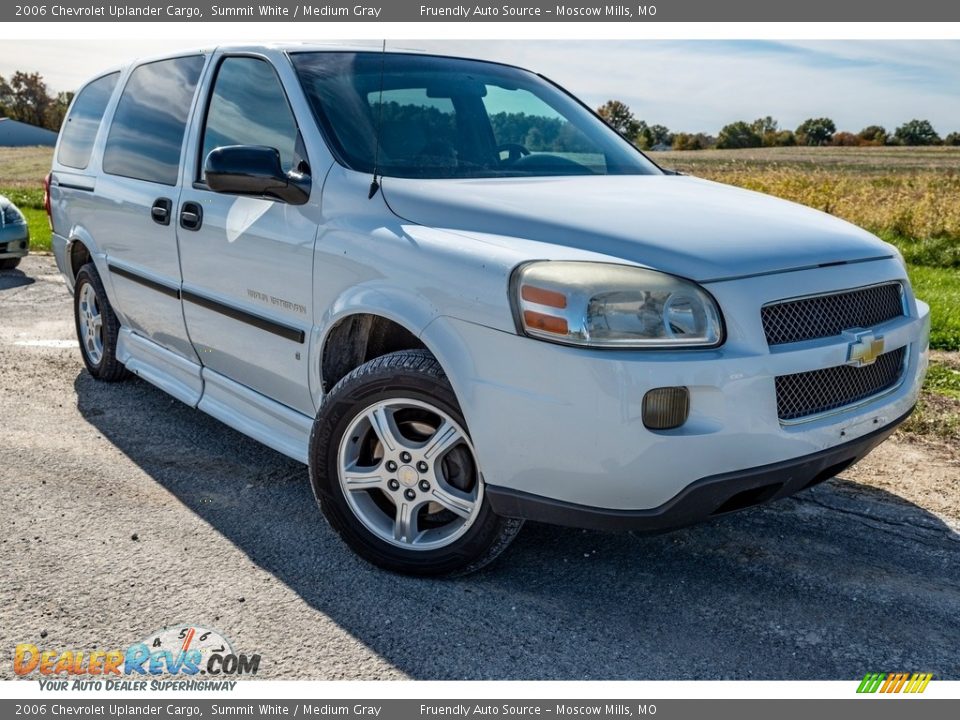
left=422, top=258, right=929, bottom=517
left=486, top=406, right=911, bottom=531
left=0, top=223, right=30, bottom=259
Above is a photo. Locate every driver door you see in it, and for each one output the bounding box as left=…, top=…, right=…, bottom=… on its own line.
left=177, top=54, right=318, bottom=416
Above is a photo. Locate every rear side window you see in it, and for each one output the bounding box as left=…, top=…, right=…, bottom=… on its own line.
left=103, top=55, right=205, bottom=186
left=57, top=72, right=120, bottom=169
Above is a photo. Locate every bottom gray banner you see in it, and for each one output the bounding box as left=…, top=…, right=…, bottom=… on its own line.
left=2, top=699, right=956, bottom=720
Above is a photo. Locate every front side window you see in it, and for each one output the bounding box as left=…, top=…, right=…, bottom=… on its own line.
left=57, top=72, right=120, bottom=170
left=291, top=52, right=661, bottom=179
left=103, top=55, right=205, bottom=185
left=199, top=56, right=303, bottom=181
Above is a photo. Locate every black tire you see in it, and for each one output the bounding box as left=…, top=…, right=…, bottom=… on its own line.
left=74, top=262, right=129, bottom=382
left=309, top=349, right=523, bottom=576
left=0, top=257, right=21, bottom=270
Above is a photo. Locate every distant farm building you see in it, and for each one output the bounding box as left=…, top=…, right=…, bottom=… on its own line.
left=0, top=117, right=57, bottom=147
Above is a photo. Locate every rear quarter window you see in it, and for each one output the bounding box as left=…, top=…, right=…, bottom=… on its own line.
left=57, top=72, right=120, bottom=170
left=102, top=55, right=205, bottom=186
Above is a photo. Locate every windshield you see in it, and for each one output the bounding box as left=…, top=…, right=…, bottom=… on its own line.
left=290, top=52, right=662, bottom=180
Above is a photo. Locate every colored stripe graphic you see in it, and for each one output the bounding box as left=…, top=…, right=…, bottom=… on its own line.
left=857, top=672, right=932, bottom=693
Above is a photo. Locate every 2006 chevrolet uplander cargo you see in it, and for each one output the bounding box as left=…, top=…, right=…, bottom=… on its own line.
left=49, top=45, right=930, bottom=575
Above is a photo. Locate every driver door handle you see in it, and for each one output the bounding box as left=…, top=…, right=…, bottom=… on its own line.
left=151, top=198, right=172, bottom=225
left=179, top=201, right=203, bottom=231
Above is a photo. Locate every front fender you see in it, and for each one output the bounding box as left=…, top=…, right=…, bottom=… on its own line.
left=307, top=283, right=444, bottom=410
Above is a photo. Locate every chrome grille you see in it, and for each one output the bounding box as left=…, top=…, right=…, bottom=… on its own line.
left=762, top=283, right=903, bottom=346
left=775, top=347, right=905, bottom=421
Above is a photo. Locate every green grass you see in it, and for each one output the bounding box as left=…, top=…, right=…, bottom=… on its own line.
left=20, top=207, right=52, bottom=252
left=924, top=362, right=960, bottom=400
left=908, top=266, right=960, bottom=351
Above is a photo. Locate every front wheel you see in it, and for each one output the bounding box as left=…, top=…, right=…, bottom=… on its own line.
left=309, top=350, right=522, bottom=576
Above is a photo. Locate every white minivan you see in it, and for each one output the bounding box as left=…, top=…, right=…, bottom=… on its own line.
left=50, top=45, right=930, bottom=575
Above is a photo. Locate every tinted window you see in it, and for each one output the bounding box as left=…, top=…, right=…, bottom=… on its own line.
left=103, top=56, right=205, bottom=185
left=200, top=57, right=303, bottom=180
left=291, top=52, right=661, bottom=179
left=57, top=72, right=119, bottom=169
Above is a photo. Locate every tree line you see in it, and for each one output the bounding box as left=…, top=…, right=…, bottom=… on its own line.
left=0, top=72, right=74, bottom=131
left=596, top=100, right=960, bottom=150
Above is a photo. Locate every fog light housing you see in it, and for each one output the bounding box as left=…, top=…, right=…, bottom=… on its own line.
left=642, top=387, right=689, bottom=430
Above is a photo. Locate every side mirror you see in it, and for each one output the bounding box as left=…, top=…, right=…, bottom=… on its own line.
left=204, top=145, right=310, bottom=205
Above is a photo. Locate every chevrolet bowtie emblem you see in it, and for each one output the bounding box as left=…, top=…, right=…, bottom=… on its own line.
left=847, top=331, right=885, bottom=367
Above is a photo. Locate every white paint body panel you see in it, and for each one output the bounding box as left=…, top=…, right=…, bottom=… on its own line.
left=50, top=45, right=932, bottom=513
left=116, top=328, right=203, bottom=408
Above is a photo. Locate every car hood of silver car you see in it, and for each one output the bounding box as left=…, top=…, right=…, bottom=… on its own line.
left=381, top=173, right=895, bottom=282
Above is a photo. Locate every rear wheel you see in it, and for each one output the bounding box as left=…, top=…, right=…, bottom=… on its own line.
left=74, top=262, right=129, bottom=382
left=309, top=350, right=522, bottom=576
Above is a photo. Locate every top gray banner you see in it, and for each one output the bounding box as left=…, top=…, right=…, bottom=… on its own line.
left=5, top=0, right=960, bottom=22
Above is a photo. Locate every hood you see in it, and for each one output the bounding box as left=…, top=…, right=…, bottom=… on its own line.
left=381, top=174, right=893, bottom=282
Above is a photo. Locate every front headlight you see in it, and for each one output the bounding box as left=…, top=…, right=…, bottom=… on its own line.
left=512, top=261, right=723, bottom=348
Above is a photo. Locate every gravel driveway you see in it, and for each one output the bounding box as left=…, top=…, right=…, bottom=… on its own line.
left=2, top=255, right=958, bottom=680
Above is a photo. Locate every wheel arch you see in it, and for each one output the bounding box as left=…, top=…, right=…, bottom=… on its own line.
left=310, top=286, right=445, bottom=408
left=64, top=225, right=107, bottom=289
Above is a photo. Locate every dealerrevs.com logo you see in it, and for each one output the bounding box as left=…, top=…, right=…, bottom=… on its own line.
left=14, top=625, right=260, bottom=691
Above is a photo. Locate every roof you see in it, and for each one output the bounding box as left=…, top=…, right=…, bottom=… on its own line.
left=0, top=117, right=58, bottom=147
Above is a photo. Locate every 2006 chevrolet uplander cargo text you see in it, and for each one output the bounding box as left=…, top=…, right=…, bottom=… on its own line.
left=48, top=46, right=930, bottom=575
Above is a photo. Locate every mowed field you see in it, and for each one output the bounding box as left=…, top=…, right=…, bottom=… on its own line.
left=3, top=144, right=959, bottom=445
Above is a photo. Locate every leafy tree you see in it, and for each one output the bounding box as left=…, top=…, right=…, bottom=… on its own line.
left=596, top=100, right=641, bottom=139
left=831, top=131, right=860, bottom=147
left=769, top=130, right=796, bottom=147
left=6, top=71, right=52, bottom=128
left=751, top=116, right=779, bottom=135
left=46, top=90, right=74, bottom=131
left=796, top=117, right=836, bottom=146
left=857, top=125, right=888, bottom=145
left=672, top=132, right=714, bottom=151
left=716, top=121, right=762, bottom=149
left=634, top=121, right=652, bottom=149
left=646, top=124, right=673, bottom=147
left=894, top=119, right=941, bottom=146
left=945, top=132, right=960, bottom=146
left=0, top=74, right=11, bottom=118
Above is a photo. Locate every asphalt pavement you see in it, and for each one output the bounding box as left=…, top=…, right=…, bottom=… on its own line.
left=2, top=255, right=958, bottom=680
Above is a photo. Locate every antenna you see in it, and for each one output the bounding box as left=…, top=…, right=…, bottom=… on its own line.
left=368, top=39, right=387, bottom=199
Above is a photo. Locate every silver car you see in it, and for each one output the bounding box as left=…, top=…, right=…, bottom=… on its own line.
left=0, top=194, right=30, bottom=270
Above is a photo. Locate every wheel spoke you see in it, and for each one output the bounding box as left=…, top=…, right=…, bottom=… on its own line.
left=422, top=420, right=463, bottom=461
left=342, top=461, right=387, bottom=492
left=393, top=500, right=418, bottom=543
left=430, top=486, right=475, bottom=519
left=367, top=406, right=401, bottom=454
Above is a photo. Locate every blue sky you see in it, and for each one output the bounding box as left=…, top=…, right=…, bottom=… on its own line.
left=2, top=39, right=958, bottom=135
